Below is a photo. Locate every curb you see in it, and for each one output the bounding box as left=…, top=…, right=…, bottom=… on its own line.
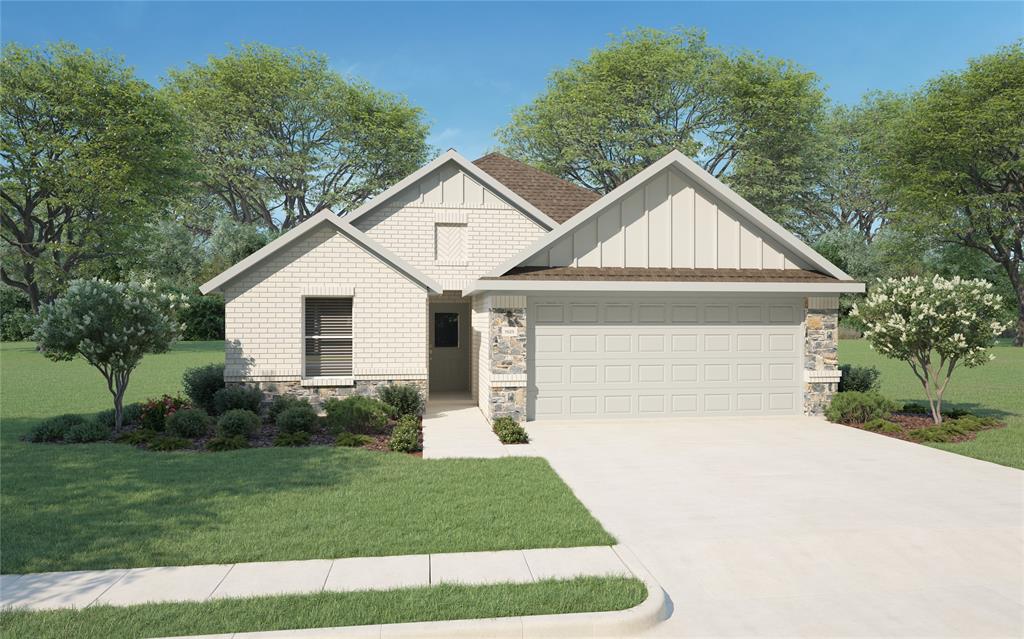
left=163, top=545, right=669, bottom=639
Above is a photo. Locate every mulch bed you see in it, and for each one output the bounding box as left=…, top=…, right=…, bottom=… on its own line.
left=847, top=412, right=1006, bottom=443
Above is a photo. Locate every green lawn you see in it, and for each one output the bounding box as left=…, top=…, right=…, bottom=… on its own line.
left=840, top=338, right=1024, bottom=470
left=0, top=341, right=613, bottom=574
left=0, top=576, right=647, bottom=639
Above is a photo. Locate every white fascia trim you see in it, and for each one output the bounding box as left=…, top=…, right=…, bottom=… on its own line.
left=463, top=279, right=866, bottom=296
left=341, top=149, right=559, bottom=230
left=199, top=210, right=443, bottom=295
left=483, top=150, right=854, bottom=281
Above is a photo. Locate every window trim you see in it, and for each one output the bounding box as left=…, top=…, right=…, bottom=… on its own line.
left=302, top=295, right=355, bottom=384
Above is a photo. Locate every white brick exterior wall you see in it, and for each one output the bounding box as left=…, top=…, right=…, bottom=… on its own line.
left=221, top=225, right=428, bottom=383
left=472, top=294, right=491, bottom=414
left=350, top=164, right=548, bottom=291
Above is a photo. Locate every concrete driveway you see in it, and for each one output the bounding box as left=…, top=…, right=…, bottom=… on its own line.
left=518, top=416, right=1023, bottom=638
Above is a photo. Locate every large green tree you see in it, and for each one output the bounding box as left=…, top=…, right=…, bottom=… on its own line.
left=165, top=44, right=431, bottom=232
left=878, top=42, right=1024, bottom=345
left=0, top=43, right=192, bottom=312
left=498, top=28, right=825, bottom=219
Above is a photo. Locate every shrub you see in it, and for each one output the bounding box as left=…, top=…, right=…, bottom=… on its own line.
left=276, top=404, right=318, bottom=434
left=166, top=408, right=210, bottom=438
left=492, top=416, right=530, bottom=444
left=118, top=428, right=158, bottom=445
left=140, top=395, right=188, bottom=431
left=388, top=415, right=420, bottom=453
left=217, top=409, right=260, bottom=438
left=908, top=427, right=960, bottom=443
left=948, top=415, right=1001, bottom=432
left=122, top=402, right=145, bottom=426
left=182, top=364, right=225, bottom=412
left=268, top=395, right=312, bottom=422
left=206, top=435, right=250, bottom=452
left=0, top=286, right=37, bottom=341
left=838, top=364, right=881, bottom=393
left=862, top=417, right=901, bottom=434
left=26, top=414, right=85, bottom=443
left=901, top=402, right=930, bottom=415
left=377, top=384, right=424, bottom=417
left=212, top=386, right=262, bottom=415
left=274, top=431, right=311, bottom=447
left=179, top=293, right=225, bottom=341
left=334, top=432, right=373, bottom=447
left=825, top=391, right=898, bottom=425
left=65, top=420, right=112, bottom=443
left=324, top=395, right=391, bottom=434
left=149, top=435, right=192, bottom=451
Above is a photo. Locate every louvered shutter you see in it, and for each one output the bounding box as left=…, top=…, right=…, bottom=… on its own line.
left=304, top=298, right=353, bottom=377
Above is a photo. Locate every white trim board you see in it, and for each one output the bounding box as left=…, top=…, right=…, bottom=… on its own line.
left=463, top=279, right=865, bottom=295
left=342, top=149, right=559, bottom=230
left=199, top=210, right=443, bottom=295
left=484, top=150, right=855, bottom=282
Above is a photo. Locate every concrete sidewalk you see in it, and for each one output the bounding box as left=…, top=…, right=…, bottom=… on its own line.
left=422, top=393, right=507, bottom=459
left=0, top=546, right=632, bottom=611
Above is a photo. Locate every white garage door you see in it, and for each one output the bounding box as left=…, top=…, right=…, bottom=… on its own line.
left=528, top=295, right=805, bottom=420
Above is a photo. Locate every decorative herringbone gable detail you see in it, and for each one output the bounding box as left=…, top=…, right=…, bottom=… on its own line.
left=435, top=223, right=467, bottom=266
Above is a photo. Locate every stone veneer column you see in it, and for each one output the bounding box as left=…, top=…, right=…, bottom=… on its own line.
left=804, top=296, right=841, bottom=415
left=489, top=296, right=527, bottom=421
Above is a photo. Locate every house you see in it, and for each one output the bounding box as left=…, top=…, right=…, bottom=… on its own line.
left=200, top=150, right=864, bottom=421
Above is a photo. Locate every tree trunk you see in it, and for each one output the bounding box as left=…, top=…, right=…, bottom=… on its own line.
left=1003, top=261, right=1023, bottom=347
left=1015, top=297, right=1024, bottom=348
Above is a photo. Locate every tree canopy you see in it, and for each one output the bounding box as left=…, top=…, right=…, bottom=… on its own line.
left=165, top=44, right=431, bottom=232
left=0, top=42, right=192, bottom=311
left=497, top=28, right=825, bottom=219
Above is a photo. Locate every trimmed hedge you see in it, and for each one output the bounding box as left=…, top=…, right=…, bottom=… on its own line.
left=825, top=391, right=898, bottom=425
left=217, top=409, right=260, bottom=438
left=276, top=404, right=318, bottom=434
left=377, top=384, right=423, bottom=417
left=166, top=408, right=211, bottom=438
left=388, top=415, right=420, bottom=453
left=212, top=386, right=262, bottom=416
left=182, top=364, right=225, bottom=412
left=324, top=396, right=391, bottom=434
left=492, top=416, right=529, bottom=444
left=838, top=364, right=881, bottom=393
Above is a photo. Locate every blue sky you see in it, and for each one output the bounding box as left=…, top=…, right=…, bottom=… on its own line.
left=3, top=1, right=1021, bottom=159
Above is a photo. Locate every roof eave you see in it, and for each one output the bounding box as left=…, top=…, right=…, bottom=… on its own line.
left=463, top=279, right=866, bottom=296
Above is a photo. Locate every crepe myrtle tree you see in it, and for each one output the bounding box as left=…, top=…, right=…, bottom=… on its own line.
left=851, top=275, right=1007, bottom=424
left=34, top=279, right=186, bottom=428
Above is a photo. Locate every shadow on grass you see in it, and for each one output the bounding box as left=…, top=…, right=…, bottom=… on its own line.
left=893, top=400, right=1016, bottom=422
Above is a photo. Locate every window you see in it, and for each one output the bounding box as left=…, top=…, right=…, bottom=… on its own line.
left=434, top=312, right=459, bottom=348
left=304, top=298, right=353, bottom=377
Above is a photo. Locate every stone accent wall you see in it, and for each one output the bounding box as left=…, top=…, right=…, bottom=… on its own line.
left=234, top=379, right=428, bottom=415
left=804, top=297, right=841, bottom=415
left=486, top=298, right=528, bottom=421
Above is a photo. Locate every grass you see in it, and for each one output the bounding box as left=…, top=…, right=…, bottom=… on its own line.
left=0, top=341, right=614, bottom=574
left=0, top=576, right=647, bottom=639
left=839, top=338, right=1024, bottom=470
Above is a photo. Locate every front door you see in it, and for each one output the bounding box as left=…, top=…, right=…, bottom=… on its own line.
left=429, top=302, right=470, bottom=392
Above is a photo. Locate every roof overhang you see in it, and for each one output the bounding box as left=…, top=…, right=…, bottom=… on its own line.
left=463, top=279, right=866, bottom=296
left=342, top=149, right=559, bottom=230
left=199, top=210, right=443, bottom=295
left=482, top=150, right=856, bottom=282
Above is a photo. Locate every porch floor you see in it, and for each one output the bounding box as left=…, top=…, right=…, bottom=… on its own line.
left=422, top=393, right=507, bottom=459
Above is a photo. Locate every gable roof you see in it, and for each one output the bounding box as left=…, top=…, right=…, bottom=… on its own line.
left=482, top=150, right=855, bottom=282
left=342, top=149, right=558, bottom=229
left=199, top=210, right=443, bottom=295
left=472, top=153, right=601, bottom=224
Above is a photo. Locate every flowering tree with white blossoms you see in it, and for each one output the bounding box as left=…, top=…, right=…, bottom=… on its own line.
left=851, top=275, right=1007, bottom=424
left=34, top=280, right=187, bottom=428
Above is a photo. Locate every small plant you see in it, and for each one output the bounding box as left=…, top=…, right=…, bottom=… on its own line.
left=212, top=386, right=262, bottom=415
left=377, top=384, right=424, bottom=417
left=388, top=415, right=421, bottom=453
left=838, top=364, right=881, bottom=393
left=140, top=395, right=188, bottom=431
left=26, top=414, right=86, bottom=443
left=217, top=409, right=260, bottom=438
left=95, top=403, right=144, bottom=429
left=64, top=420, right=112, bottom=443
left=206, top=435, right=250, bottom=451
left=947, top=415, right=1001, bottom=432
left=334, top=432, right=373, bottom=447
left=166, top=408, right=210, bottom=438
left=276, top=404, right=318, bottom=433
left=268, top=395, right=312, bottom=422
left=324, top=395, right=391, bottom=434
left=118, top=428, right=158, bottom=445
left=900, top=402, right=930, bottom=415
left=149, top=435, right=192, bottom=451
left=824, top=391, right=898, bottom=425
left=182, top=364, right=226, bottom=412
left=861, top=417, right=901, bottom=434
left=908, top=427, right=956, bottom=443
left=273, top=431, right=311, bottom=447
left=492, top=416, right=529, bottom=444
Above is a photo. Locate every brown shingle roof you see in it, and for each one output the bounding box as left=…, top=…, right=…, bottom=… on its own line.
left=473, top=153, right=600, bottom=225
left=485, top=266, right=838, bottom=283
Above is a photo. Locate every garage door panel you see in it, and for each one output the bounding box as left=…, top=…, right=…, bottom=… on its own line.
left=528, top=296, right=803, bottom=419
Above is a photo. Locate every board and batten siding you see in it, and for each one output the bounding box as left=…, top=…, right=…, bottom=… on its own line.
left=351, top=161, right=549, bottom=291
left=221, top=225, right=428, bottom=382
left=522, top=167, right=805, bottom=270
